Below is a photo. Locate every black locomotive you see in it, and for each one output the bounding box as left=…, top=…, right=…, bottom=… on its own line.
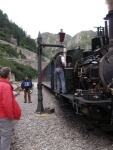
left=42, top=11, right=113, bottom=131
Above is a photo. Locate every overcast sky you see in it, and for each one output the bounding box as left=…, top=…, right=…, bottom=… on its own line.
left=0, top=0, right=108, bottom=39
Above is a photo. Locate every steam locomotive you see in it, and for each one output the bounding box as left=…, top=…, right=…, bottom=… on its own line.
left=42, top=11, right=113, bottom=131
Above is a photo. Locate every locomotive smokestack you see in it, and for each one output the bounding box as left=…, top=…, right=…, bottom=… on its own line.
left=105, top=0, right=113, bottom=44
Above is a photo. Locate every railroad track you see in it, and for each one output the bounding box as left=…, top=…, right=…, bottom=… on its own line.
left=56, top=96, right=113, bottom=142
left=75, top=112, right=113, bottom=142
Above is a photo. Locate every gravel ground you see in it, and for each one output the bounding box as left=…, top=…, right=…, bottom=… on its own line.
left=11, top=82, right=113, bottom=150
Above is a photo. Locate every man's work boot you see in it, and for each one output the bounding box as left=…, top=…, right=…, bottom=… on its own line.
left=24, top=98, right=27, bottom=103
left=28, top=99, right=32, bottom=103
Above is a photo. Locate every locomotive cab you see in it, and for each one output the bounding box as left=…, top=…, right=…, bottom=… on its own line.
left=64, top=55, right=74, bottom=93
left=92, top=25, right=109, bottom=49
left=92, top=36, right=109, bottom=51
left=92, top=36, right=108, bottom=57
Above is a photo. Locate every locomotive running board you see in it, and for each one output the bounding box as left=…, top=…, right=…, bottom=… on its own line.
left=74, top=97, right=111, bottom=104
left=42, top=82, right=51, bottom=88
left=60, top=93, right=74, bottom=101
left=54, top=89, right=73, bottom=100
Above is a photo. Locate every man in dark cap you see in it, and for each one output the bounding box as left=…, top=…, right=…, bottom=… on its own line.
left=55, top=52, right=66, bottom=94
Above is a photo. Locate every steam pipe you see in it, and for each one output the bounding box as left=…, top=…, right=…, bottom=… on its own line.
left=97, top=27, right=99, bottom=36
left=104, top=10, right=113, bottom=44
left=105, top=21, right=108, bottom=37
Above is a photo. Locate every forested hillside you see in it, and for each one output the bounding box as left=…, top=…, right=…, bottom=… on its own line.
left=40, top=30, right=96, bottom=58
left=0, top=10, right=36, bottom=52
left=0, top=10, right=38, bottom=81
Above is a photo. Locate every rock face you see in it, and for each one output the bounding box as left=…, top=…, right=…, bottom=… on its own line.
left=0, top=39, right=50, bottom=70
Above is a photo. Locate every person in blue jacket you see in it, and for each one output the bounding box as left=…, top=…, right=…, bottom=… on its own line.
left=21, top=75, right=32, bottom=103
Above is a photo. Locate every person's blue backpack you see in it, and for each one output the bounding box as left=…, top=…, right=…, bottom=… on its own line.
left=23, top=81, right=31, bottom=87
left=21, top=81, right=32, bottom=89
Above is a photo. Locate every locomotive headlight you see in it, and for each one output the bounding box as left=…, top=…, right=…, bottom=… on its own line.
left=58, top=29, right=65, bottom=43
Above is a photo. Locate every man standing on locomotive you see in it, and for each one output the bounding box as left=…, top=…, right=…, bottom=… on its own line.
left=55, top=51, right=66, bottom=94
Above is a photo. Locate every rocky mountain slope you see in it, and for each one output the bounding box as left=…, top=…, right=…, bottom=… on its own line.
left=0, top=39, right=50, bottom=70
left=41, top=30, right=96, bottom=58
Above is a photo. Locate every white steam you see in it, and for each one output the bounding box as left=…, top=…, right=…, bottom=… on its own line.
left=106, top=0, right=113, bottom=11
